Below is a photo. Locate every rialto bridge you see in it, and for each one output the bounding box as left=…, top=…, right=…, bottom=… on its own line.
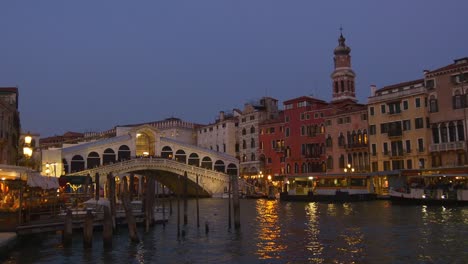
left=42, top=125, right=242, bottom=196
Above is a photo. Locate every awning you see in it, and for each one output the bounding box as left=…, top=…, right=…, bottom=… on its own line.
left=26, top=172, right=60, bottom=189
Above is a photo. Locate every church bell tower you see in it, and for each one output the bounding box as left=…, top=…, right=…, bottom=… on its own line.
left=331, top=29, right=357, bottom=102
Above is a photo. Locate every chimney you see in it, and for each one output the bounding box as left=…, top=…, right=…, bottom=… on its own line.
left=370, top=85, right=377, bottom=96
left=219, top=111, right=225, bottom=121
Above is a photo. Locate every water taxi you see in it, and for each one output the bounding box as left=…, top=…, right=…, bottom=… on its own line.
left=390, top=174, right=468, bottom=205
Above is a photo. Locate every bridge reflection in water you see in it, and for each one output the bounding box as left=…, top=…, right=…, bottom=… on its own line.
left=4, top=200, right=468, bottom=264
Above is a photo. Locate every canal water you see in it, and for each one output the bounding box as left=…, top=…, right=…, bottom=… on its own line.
left=2, top=199, right=468, bottom=263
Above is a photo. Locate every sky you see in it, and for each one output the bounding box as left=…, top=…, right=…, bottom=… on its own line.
left=1, top=1, right=467, bottom=137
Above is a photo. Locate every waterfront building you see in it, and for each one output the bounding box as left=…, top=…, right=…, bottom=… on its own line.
left=368, top=79, right=431, bottom=171
left=425, top=57, right=468, bottom=167
left=0, top=87, right=20, bottom=165
left=197, top=110, right=241, bottom=157
left=283, top=96, right=329, bottom=175
left=258, top=111, right=285, bottom=178
left=238, top=97, right=279, bottom=177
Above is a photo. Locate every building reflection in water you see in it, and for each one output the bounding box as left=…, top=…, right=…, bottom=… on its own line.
left=304, top=202, right=324, bottom=263
left=254, top=199, right=286, bottom=260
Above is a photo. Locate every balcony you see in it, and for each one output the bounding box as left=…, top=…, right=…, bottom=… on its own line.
left=429, top=141, right=467, bottom=152
left=274, top=147, right=285, bottom=153
left=344, top=143, right=368, bottom=150
left=388, top=151, right=404, bottom=159
left=387, top=129, right=403, bottom=138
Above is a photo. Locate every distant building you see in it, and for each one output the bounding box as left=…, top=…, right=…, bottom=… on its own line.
left=0, top=87, right=20, bottom=165
left=197, top=110, right=241, bottom=157
left=425, top=57, right=468, bottom=167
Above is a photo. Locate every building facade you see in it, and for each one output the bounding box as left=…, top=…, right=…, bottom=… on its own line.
left=283, top=96, right=329, bottom=175
left=238, top=97, right=279, bottom=177
left=197, top=110, right=241, bottom=157
left=368, top=79, right=431, bottom=171
left=425, top=57, right=468, bottom=167
left=0, top=88, right=20, bottom=165
left=258, top=111, right=285, bottom=178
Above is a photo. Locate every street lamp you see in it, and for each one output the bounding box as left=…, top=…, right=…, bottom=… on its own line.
left=344, top=163, right=354, bottom=189
left=344, top=163, right=355, bottom=173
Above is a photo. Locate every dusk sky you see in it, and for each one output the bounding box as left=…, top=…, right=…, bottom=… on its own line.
left=1, top=1, right=467, bottom=137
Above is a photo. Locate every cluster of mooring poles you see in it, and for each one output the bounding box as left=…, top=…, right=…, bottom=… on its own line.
left=61, top=170, right=241, bottom=249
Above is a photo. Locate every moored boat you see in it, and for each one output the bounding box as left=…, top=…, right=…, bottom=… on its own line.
left=280, top=174, right=376, bottom=202
left=389, top=174, right=468, bottom=205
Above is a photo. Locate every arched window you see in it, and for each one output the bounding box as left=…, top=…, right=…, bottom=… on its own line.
left=118, top=145, right=131, bottom=161
left=363, top=130, right=368, bottom=144
left=250, top=138, right=255, bottom=148
left=339, top=155, right=345, bottom=168
left=188, top=153, right=199, bottom=166
left=243, top=140, right=247, bottom=149
left=161, top=146, right=173, bottom=159
left=175, top=150, right=187, bottom=163
left=457, top=121, right=465, bottom=141
left=87, top=152, right=100, bottom=169
left=294, top=163, right=299, bottom=173
left=71, top=155, right=85, bottom=172
left=242, top=154, right=247, bottom=162
left=251, top=153, right=256, bottom=161
left=242, top=128, right=246, bottom=135
left=214, top=160, right=225, bottom=172
left=453, top=90, right=463, bottom=109
left=201, top=156, right=213, bottom=169
left=326, top=135, right=332, bottom=147
left=448, top=122, right=456, bottom=142
left=440, top=123, right=448, bottom=143
left=250, top=126, right=255, bottom=134
left=302, top=163, right=307, bottom=173
left=286, top=164, right=291, bottom=174
left=327, top=156, right=333, bottom=170
left=334, top=81, right=338, bottom=93
left=103, top=148, right=116, bottom=165
left=432, top=124, right=440, bottom=144
left=429, top=95, right=438, bottom=113
left=338, top=133, right=345, bottom=146
left=340, top=80, right=345, bottom=92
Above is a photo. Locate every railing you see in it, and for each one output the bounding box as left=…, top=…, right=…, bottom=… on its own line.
left=430, top=141, right=467, bottom=152
left=68, top=158, right=231, bottom=185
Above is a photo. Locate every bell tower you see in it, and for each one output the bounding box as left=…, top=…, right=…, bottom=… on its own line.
left=331, top=29, right=357, bottom=102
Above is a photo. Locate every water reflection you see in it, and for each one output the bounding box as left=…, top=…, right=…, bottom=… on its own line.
left=305, top=202, right=324, bottom=263
left=254, top=199, right=286, bottom=260
left=3, top=200, right=468, bottom=263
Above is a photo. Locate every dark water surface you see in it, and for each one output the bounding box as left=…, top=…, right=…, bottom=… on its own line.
left=3, top=199, right=468, bottom=264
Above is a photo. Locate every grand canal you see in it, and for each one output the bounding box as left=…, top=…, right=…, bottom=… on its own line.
left=3, top=199, right=468, bottom=263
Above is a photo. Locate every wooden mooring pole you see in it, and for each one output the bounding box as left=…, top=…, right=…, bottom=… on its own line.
left=162, top=185, right=166, bottom=227
left=83, top=209, right=94, bottom=248
left=62, top=209, right=73, bottom=246
left=103, top=206, right=113, bottom=249
left=107, top=173, right=116, bottom=229
left=232, top=174, right=241, bottom=229
left=196, top=175, right=200, bottom=228
left=183, top=171, right=188, bottom=226
left=145, top=176, right=156, bottom=233
left=177, top=175, right=180, bottom=238
left=122, top=177, right=139, bottom=243
left=228, top=174, right=232, bottom=229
